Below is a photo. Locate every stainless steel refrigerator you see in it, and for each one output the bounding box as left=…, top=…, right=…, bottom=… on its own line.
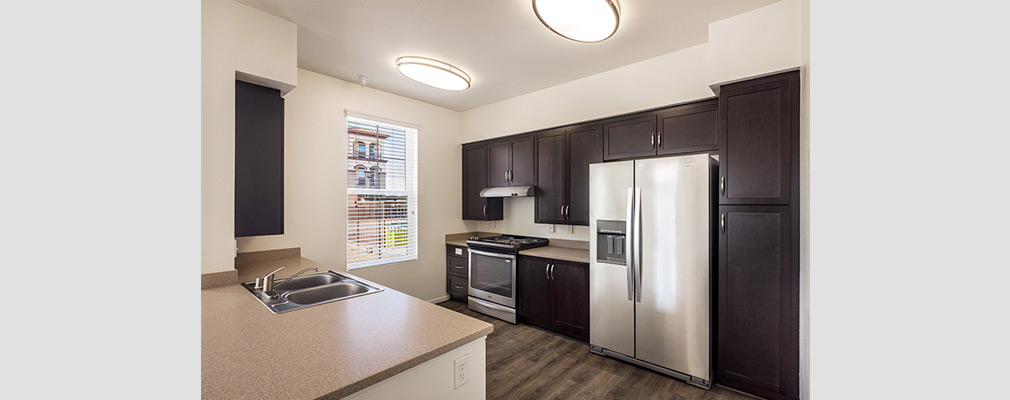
left=589, top=153, right=715, bottom=389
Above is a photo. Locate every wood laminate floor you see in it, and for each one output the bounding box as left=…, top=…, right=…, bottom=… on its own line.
left=437, top=299, right=756, bottom=400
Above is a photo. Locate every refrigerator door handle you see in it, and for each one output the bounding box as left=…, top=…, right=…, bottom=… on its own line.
left=634, top=186, right=643, bottom=303
left=626, top=188, right=634, bottom=301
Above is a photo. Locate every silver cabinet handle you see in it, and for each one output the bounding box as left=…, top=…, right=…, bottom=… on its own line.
left=505, top=170, right=509, bottom=182
left=508, top=170, right=512, bottom=182
left=545, top=264, right=550, bottom=280
left=550, top=264, right=555, bottom=280
left=483, top=204, right=487, bottom=218
left=453, top=284, right=464, bottom=290
left=720, top=213, right=726, bottom=234
left=560, top=205, right=565, bottom=218
left=563, top=205, right=569, bottom=220
left=720, top=176, right=725, bottom=196
left=651, top=132, right=655, bottom=147
left=657, top=132, right=662, bottom=147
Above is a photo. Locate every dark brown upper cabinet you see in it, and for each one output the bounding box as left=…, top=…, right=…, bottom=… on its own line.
left=564, top=124, right=602, bottom=225
left=462, top=142, right=503, bottom=220
left=603, top=99, right=718, bottom=161
left=534, top=129, right=567, bottom=224
left=657, top=99, right=718, bottom=155
left=488, top=135, right=534, bottom=187
left=603, top=114, right=657, bottom=160
left=718, top=71, right=799, bottom=205
left=235, top=80, right=284, bottom=237
left=535, top=124, right=602, bottom=226
left=717, top=205, right=798, bottom=400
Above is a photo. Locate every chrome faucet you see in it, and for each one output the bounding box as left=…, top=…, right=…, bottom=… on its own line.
left=254, top=265, right=319, bottom=299
left=255, top=265, right=286, bottom=299
left=274, top=267, right=319, bottom=286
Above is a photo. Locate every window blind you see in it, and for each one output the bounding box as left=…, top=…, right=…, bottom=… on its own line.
left=345, top=115, right=418, bottom=269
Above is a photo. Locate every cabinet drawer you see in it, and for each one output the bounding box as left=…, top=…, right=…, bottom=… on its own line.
left=447, top=275, right=468, bottom=298
left=447, top=255, right=469, bottom=278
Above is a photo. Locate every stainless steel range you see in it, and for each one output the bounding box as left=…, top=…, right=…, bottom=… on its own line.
left=465, top=234, right=549, bottom=323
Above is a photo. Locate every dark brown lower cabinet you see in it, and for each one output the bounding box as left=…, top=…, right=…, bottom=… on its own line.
left=717, top=206, right=799, bottom=400
left=446, top=245, right=469, bottom=301
left=517, top=256, right=589, bottom=342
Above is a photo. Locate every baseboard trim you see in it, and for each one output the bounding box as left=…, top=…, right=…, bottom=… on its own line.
left=428, top=294, right=450, bottom=304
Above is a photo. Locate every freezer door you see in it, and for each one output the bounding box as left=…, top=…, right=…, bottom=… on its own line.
left=589, top=161, right=635, bottom=357
left=634, top=154, right=711, bottom=380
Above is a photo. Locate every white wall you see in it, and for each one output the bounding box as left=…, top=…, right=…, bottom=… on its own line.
left=707, top=0, right=802, bottom=87
left=237, top=68, right=468, bottom=301
left=344, top=337, right=486, bottom=400
left=460, top=43, right=714, bottom=144
left=201, top=0, right=297, bottom=274
left=799, top=0, right=810, bottom=399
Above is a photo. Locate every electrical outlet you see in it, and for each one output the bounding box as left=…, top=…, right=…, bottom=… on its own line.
left=567, top=225, right=574, bottom=234
left=454, top=353, right=470, bottom=389
left=490, top=220, right=496, bottom=228
left=548, top=224, right=555, bottom=233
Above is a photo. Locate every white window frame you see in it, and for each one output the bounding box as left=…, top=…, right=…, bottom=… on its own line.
left=344, top=110, right=418, bottom=269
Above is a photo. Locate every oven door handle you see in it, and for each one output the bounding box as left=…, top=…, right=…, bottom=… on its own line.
left=467, top=248, right=517, bottom=260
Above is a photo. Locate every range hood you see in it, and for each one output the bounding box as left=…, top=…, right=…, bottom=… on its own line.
left=479, top=186, right=535, bottom=198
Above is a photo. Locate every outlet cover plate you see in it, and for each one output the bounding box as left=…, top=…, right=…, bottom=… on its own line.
left=454, top=353, right=470, bottom=388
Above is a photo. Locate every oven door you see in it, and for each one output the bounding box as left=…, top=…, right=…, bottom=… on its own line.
left=468, top=249, right=517, bottom=308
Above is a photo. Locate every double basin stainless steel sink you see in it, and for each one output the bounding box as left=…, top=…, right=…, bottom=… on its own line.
left=241, top=270, right=384, bottom=314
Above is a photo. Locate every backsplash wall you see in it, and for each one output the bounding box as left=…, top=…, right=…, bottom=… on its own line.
left=463, top=197, right=590, bottom=241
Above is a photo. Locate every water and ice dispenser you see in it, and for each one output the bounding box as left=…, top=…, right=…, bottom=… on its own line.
left=595, top=220, right=626, bottom=265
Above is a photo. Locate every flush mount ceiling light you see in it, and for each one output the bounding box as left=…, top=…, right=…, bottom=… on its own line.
left=395, top=56, right=471, bottom=91
left=533, top=0, right=621, bottom=43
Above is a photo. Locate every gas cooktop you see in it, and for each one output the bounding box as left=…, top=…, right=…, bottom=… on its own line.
left=466, top=234, right=549, bottom=252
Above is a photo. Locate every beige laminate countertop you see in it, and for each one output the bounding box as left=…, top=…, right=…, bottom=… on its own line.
left=445, top=239, right=469, bottom=248
left=519, top=246, right=590, bottom=264
left=202, top=257, right=494, bottom=399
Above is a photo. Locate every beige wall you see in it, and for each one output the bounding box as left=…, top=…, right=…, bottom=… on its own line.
left=201, top=0, right=297, bottom=274
left=237, top=68, right=467, bottom=302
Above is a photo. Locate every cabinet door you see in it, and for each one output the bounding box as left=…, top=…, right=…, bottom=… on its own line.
left=657, top=99, right=718, bottom=156
left=603, top=114, right=657, bottom=160
left=717, top=206, right=798, bottom=400
left=462, top=143, right=502, bottom=220
left=488, top=140, right=511, bottom=187
left=566, top=124, right=602, bottom=225
left=517, top=257, right=552, bottom=328
left=235, top=80, right=284, bottom=237
left=549, top=261, right=590, bottom=342
left=509, top=136, right=535, bottom=186
left=534, top=129, right=567, bottom=224
left=718, top=71, right=799, bottom=205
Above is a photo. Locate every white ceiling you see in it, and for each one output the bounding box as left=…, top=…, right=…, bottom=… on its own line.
left=234, top=0, right=780, bottom=112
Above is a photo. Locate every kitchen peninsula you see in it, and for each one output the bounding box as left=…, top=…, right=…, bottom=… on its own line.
left=202, top=256, right=493, bottom=399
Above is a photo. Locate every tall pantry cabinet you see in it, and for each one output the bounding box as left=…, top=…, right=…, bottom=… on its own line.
left=715, top=70, right=801, bottom=400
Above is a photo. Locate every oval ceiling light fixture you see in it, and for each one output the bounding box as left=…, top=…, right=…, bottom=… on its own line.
left=533, top=0, right=621, bottom=43
left=395, top=56, right=471, bottom=91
